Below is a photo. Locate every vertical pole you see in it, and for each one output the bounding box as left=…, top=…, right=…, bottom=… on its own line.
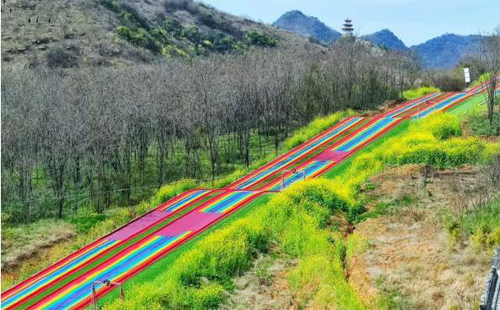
left=281, top=171, right=285, bottom=191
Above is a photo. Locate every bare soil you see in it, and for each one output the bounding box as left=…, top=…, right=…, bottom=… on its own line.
left=350, top=165, right=491, bottom=309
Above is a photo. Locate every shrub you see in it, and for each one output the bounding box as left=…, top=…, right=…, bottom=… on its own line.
left=466, top=111, right=500, bottom=137
left=418, top=113, right=461, bottom=140
left=402, top=86, right=440, bottom=100
left=198, top=12, right=215, bottom=27
left=431, top=70, right=466, bottom=92
left=164, top=0, right=197, bottom=13
left=456, top=199, right=500, bottom=251
left=46, top=48, right=78, bottom=68
left=149, top=179, right=197, bottom=207
left=244, top=31, right=277, bottom=48
left=119, top=3, right=150, bottom=29
left=471, top=72, right=491, bottom=88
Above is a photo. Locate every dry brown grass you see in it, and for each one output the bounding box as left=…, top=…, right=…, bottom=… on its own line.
left=1, top=219, right=75, bottom=273
left=351, top=165, right=492, bottom=309
left=223, top=253, right=299, bottom=310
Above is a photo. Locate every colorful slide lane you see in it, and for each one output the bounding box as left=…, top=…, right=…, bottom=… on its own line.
left=413, top=92, right=474, bottom=118
left=466, top=76, right=500, bottom=94
left=227, top=116, right=365, bottom=190
left=265, top=116, right=403, bottom=191
left=27, top=190, right=268, bottom=309
left=390, top=93, right=454, bottom=118
left=2, top=89, right=478, bottom=309
left=380, top=93, right=441, bottom=118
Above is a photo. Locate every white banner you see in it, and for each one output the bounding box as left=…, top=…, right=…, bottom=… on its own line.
left=464, top=68, right=471, bottom=83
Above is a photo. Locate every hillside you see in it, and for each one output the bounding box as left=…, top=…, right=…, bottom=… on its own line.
left=273, top=10, right=341, bottom=43
left=361, top=29, right=408, bottom=51
left=0, top=0, right=314, bottom=68
left=411, top=34, right=482, bottom=68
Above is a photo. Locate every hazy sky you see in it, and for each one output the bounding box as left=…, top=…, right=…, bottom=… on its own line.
left=202, top=0, right=500, bottom=46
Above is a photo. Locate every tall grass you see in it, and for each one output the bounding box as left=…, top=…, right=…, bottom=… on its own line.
left=402, top=86, right=441, bottom=100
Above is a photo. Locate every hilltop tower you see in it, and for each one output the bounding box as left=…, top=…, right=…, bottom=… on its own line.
left=342, top=18, right=354, bottom=36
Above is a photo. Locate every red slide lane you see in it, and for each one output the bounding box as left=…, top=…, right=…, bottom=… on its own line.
left=2, top=189, right=215, bottom=309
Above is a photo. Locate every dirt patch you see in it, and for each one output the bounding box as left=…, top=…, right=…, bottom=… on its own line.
left=351, top=165, right=491, bottom=309
left=223, top=254, right=299, bottom=310
left=1, top=221, right=75, bottom=272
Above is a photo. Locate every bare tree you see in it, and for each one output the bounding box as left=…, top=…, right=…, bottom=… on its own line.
left=1, top=45, right=419, bottom=223
left=478, top=28, right=500, bottom=125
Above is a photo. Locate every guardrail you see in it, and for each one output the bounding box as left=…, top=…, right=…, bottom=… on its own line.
left=480, top=248, right=500, bottom=310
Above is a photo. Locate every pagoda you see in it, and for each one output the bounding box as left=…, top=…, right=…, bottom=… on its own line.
left=342, top=18, right=354, bottom=36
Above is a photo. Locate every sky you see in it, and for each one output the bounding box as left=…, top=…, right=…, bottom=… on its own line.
left=202, top=0, right=500, bottom=46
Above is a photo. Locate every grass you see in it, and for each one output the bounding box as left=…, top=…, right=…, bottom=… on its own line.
left=466, top=111, right=500, bottom=136
left=447, top=94, right=486, bottom=117
left=444, top=198, right=500, bottom=252
left=471, top=73, right=491, bottom=88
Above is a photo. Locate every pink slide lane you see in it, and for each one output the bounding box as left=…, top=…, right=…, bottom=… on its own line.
left=314, top=150, right=348, bottom=162
left=107, top=211, right=172, bottom=240
left=157, top=212, right=221, bottom=236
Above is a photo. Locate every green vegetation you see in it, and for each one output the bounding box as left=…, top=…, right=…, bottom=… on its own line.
left=114, top=4, right=277, bottom=57
left=244, top=31, right=277, bottom=47
left=444, top=198, right=500, bottom=251
left=402, top=86, right=441, bottom=100
left=471, top=72, right=492, bottom=88
left=284, top=110, right=356, bottom=149
left=102, top=111, right=500, bottom=309
left=467, top=111, right=500, bottom=136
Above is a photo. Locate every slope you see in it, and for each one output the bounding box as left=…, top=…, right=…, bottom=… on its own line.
left=1, top=83, right=486, bottom=309
left=1, top=0, right=316, bottom=68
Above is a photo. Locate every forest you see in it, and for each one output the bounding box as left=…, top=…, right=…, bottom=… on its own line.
left=1, top=39, right=420, bottom=223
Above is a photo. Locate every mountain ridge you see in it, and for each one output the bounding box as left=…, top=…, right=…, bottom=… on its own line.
left=273, top=10, right=483, bottom=68
left=272, top=10, right=341, bottom=43
left=410, top=33, right=482, bottom=68
left=361, top=29, right=408, bottom=51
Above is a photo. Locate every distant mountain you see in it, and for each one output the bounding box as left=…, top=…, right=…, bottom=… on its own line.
left=361, top=29, right=408, bottom=51
left=411, top=34, right=482, bottom=68
left=273, top=11, right=483, bottom=68
left=273, top=10, right=341, bottom=43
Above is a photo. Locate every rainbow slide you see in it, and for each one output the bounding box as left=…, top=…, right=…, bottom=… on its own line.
left=1, top=90, right=479, bottom=309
